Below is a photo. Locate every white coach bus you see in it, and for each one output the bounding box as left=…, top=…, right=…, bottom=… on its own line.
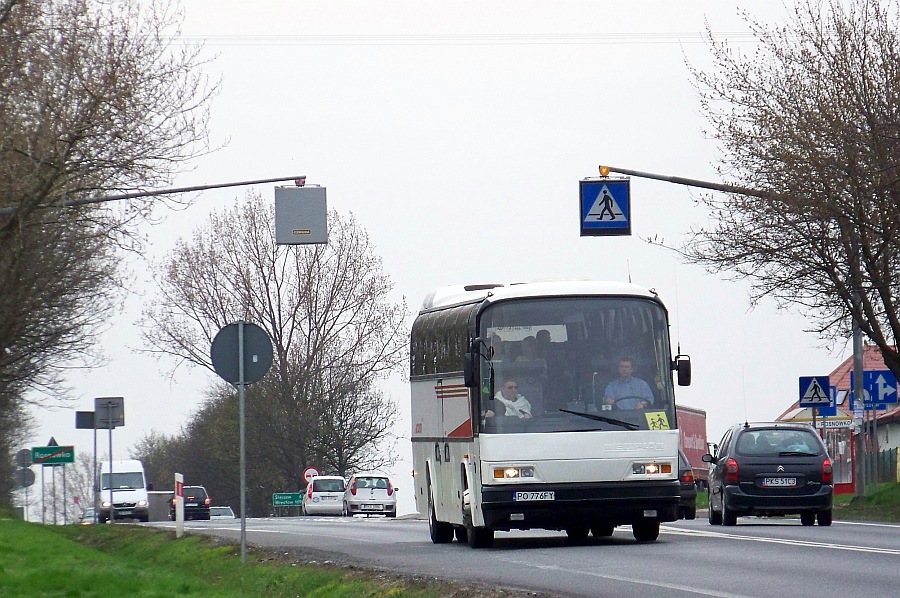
left=410, top=281, right=691, bottom=547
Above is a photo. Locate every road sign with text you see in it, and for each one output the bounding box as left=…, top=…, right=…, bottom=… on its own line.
left=32, top=445, right=75, bottom=464
left=272, top=492, right=302, bottom=507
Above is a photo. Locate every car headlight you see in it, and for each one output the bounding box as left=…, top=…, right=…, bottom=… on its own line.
left=632, top=462, right=672, bottom=475
left=101, top=501, right=111, bottom=508
left=493, top=466, right=535, bottom=479
left=137, top=500, right=148, bottom=508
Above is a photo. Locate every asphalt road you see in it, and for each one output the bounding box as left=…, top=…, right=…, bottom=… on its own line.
left=153, top=515, right=900, bottom=597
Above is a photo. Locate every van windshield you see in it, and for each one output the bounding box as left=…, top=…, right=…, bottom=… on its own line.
left=100, top=471, right=144, bottom=490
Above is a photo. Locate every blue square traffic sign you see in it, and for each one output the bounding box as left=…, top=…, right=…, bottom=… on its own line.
left=580, top=179, right=631, bottom=236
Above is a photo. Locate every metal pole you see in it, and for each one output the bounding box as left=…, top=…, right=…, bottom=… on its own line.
left=62, top=464, right=67, bottom=525
left=239, top=322, right=247, bottom=564
left=0, top=175, right=308, bottom=217
left=93, top=426, right=97, bottom=524
left=41, top=466, right=45, bottom=524
left=52, top=465, right=57, bottom=525
left=108, top=403, right=114, bottom=523
left=853, top=324, right=866, bottom=498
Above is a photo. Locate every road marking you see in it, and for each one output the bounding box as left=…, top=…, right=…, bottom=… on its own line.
left=499, top=559, right=755, bottom=598
left=661, top=525, right=900, bottom=555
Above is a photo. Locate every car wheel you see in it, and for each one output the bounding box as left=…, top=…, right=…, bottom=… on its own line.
left=591, top=524, right=614, bottom=537
left=427, top=483, right=453, bottom=544
left=708, top=493, right=722, bottom=525
left=800, top=511, right=816, bottom=526
left=386, top=511, right=396, bottom=518
left=632, top=519, right=660, bottom=542
left=817, top=509, right=832, bottom=526
left=684, top=507, right=697, bottom=521
left=722, top=499, right=737, bottom=526
left=454, top=526, right=467, bottom=543
left=565, top=527, right=590, bottom=544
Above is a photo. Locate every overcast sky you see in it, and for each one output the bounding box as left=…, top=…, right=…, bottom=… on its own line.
left=26, top=1, right=848, bottom=516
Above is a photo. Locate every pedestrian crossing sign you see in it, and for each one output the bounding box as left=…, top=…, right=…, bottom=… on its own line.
left=580, top=178, right=631, bottom=236
left=798, top=376, right=830, bottom=407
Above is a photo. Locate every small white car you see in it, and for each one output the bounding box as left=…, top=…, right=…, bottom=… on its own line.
left=343, top=472, right=398, bottom=517
left=209, top=506, right=235, bottom=519
left=302, top=475, right=346, bottom=516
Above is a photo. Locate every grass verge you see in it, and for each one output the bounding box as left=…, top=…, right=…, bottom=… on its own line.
left=0, top=511, right=522, bottom=598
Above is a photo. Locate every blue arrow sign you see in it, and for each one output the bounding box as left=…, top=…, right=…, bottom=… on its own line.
left=580, top=179, right=631, bottom=236
left=849, top=369, right=898, bottom=409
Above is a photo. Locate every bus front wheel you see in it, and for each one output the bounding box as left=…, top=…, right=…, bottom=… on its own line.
left=427, top=484, right=453, bottom=544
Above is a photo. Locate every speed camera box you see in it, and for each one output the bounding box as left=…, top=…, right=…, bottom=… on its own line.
left=275, top=186, right=327, bottom=245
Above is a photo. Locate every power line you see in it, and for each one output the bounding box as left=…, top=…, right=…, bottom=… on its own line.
left=176, top=31, right=761, bottom=47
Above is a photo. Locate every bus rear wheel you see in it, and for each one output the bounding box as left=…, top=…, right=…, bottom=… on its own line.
left=632, top=519, right=660, bottom=542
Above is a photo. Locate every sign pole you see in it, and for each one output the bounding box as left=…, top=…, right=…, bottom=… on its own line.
left=52, top=463, right=57, bottom=525
left=108, top=402, right=114, bottom=523
left=239, top=321, right=247, bottom=564
left=93, top=424, right=97, bottom=524
left=41, top=466, right=45, bottom=524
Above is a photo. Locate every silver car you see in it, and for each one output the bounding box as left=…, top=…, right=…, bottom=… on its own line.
left=302, top=476, right=346, bottom=516
left=343, top=472, right=398, bottom=517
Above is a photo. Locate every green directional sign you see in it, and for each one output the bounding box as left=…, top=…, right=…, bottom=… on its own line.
left=272, top=492, right=302, bottom=507
left=32, top=446, right=75, bottom=464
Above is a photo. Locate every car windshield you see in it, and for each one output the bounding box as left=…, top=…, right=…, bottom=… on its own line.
left=312, top=478, right=345, bottom=492
left=736, top=429, right=821, bottom=457
left=99, top=471, right=144, bottom=490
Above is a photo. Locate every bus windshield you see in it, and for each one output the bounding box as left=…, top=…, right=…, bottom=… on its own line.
left=479, top=296, right=675, bottom=433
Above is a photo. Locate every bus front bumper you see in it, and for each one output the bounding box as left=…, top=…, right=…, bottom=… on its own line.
left=480, top=480, right=680, bottom=530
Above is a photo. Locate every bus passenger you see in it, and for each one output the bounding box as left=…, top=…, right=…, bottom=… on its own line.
left=486, top=377, right=532, bottom=419
left=603, top=357, right=654, bottom=410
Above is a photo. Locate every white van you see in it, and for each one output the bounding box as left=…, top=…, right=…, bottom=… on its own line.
left=98, top=460, right=151, bottom=523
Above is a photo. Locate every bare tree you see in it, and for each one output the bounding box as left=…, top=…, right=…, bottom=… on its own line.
left=140, top=192, right=408, bottom=493
left=0, top=0, right=215, bottom=408
left=683, top=0, right=900, bottom=374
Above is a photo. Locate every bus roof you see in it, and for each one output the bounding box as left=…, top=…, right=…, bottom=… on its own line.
left=420, top=280, right=660, bottom=311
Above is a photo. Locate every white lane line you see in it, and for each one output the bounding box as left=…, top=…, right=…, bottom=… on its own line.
left=499, top=559, right=755, bottom=598
left=661, top=526, right=900, bottom=555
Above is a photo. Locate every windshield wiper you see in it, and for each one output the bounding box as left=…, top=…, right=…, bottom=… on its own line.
left=778, top=450, right=818, bottom=457
left=559, top=408, right=639, bottom=430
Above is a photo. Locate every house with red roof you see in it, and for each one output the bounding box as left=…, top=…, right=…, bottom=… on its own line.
left=776, top=343, right=900, bottom=490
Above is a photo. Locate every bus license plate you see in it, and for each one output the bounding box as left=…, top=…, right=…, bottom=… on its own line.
left=762, top=477, right=797, bottom=487
left=514, top=491, right=555, bottom=501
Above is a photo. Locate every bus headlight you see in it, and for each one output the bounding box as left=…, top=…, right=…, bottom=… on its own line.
left=493, top=466, right=535, bottom=479
left=632, top=462, right=672, bottom=475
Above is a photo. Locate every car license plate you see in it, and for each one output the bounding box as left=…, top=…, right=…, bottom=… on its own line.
left=762, top=477, right=797, bottom=487
left=513, top=491, right=555, bottom=501
left=119, top=510, right=132, bottom=516
left=361, top=504, right=382, bottom=510
left=186, top=502, right=198, bottom=507
left=322, top=496, right=337, bottom=501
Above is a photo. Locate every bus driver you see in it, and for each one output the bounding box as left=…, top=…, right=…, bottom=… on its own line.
left=485, top=377, right=532, bottom=419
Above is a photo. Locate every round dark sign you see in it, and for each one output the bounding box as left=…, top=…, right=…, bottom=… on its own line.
left=210, top=321, right=274, bottom=385
left=15, top=467, right=35, bottom=488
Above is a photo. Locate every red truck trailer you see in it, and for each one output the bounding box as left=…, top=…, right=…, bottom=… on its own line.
left=676, top=404, right=708, bottom=489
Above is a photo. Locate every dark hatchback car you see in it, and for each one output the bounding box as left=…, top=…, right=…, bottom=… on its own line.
left=703, top=422, right=833, bottom=526
left=678, top=449, right=697, bottom=520
left=170, top=485, right=211, bottom=521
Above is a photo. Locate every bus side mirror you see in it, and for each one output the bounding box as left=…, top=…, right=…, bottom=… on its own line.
left=464, top=337, right=484, bottom=388
left=674, top=354, right=691, bottom=386
left=464, top=352, right=476, bottom=387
